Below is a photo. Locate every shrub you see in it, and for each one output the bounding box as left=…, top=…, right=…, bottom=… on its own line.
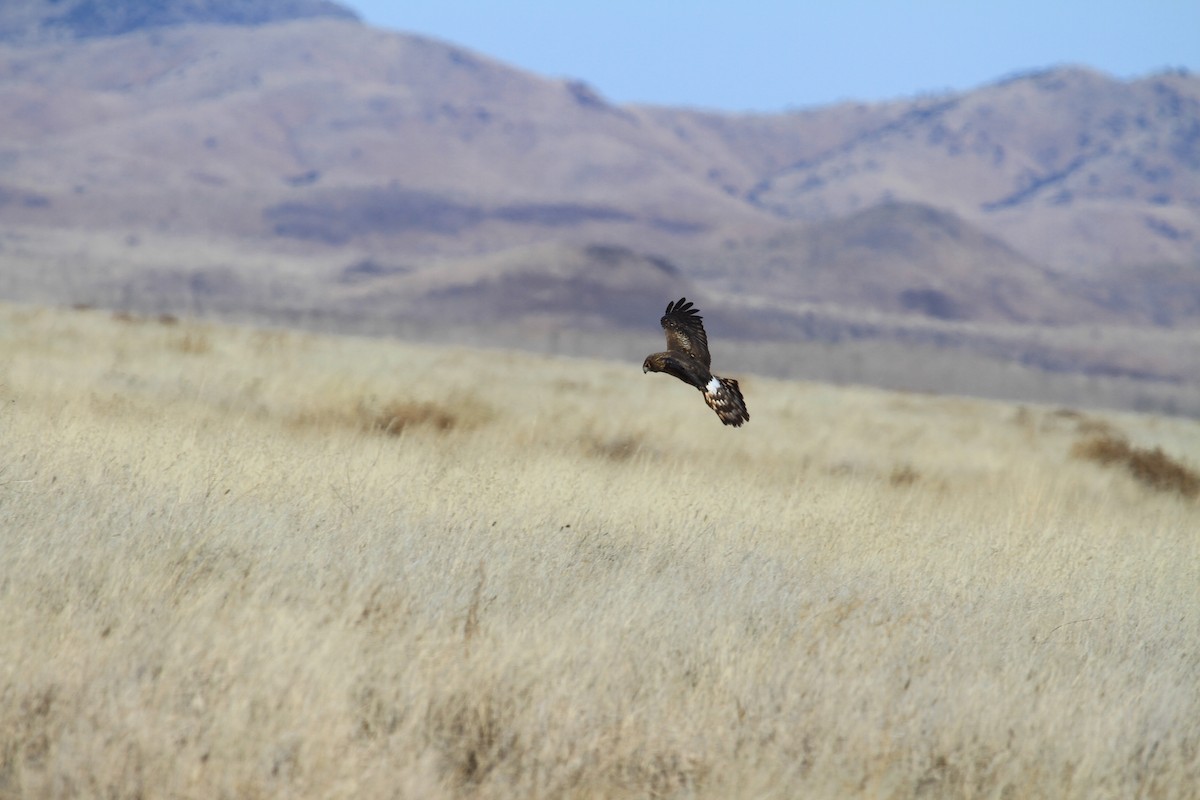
left=1073, top=433, right=1200, bottom=498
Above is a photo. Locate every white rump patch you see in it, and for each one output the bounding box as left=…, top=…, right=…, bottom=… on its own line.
left=706, top=377, right=722, bottom=394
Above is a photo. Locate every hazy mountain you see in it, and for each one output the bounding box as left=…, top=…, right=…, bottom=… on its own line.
left=0, top=0, right=358, bottom=44
left=0, top=12, right=1198, bottom=411
left=745, top=66, right=1200, bottom=271
left=689, top=202, right=1099, bottom=324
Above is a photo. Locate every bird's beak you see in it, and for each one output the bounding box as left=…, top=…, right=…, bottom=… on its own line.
left=642, top=364, right=649, bottom=373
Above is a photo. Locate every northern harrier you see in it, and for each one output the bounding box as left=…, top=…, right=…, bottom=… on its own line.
left=642, top=297, right=749, bottom=427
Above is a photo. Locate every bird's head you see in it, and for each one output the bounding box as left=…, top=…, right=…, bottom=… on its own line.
left=642, top=356, right=654, bottom=373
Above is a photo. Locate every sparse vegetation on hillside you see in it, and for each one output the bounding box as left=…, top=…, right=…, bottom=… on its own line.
left=2, top=303, right=1198, bottom=798
left=1, top=20, right=1198, bottom=416
left=1073, top=430, right=1200, bottom=498
left=0, top=0, right=358, bottom=44
left=3, top=21, right=1199, bottom=325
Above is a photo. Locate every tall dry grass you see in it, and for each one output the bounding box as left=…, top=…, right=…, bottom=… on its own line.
left=1, top=303, right=1198, bottom=798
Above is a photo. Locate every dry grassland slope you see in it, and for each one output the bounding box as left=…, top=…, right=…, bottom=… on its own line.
left=1, top=304, right=1199, bottom=798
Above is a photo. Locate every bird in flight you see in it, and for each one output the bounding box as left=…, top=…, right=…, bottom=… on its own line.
left=642, top=297, right=749, bottom=427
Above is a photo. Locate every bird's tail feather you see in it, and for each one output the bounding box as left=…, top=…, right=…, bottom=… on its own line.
left=704, top=376, right=749, bottom=427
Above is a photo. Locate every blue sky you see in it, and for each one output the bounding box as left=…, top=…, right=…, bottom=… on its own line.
left=344, top=1, right=1198, bottom=112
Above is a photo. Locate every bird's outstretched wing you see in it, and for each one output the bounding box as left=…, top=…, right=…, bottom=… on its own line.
left=643, top=297, right=748, bottom=426
left=660, top=297, right=710, bottom=368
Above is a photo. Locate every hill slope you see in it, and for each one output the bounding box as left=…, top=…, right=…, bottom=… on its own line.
left=746, top=67, right=1200, bottom=271
left=0, top=0, right=358, bottom=43
left=0, top=15, right=1199, bottom=412
left=3, top=301, right=1199, bottom=797
left=1, top=22, right=1197, bottom=292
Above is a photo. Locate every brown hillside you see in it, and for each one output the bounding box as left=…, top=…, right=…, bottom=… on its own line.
left=689, top=202, right=1100, bottom=324
left=1, top=17, right=1199, bottom=412
left=750, top=67, right=1200, bottom=270
left=3, top=22, right=1197, bottom=277
left=0, top=0, right=358, bottom=43
left=337, top=242, right=695, bottom=330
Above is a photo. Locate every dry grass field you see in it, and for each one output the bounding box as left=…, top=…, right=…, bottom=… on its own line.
left=1, top=301, right=1198, bottom=799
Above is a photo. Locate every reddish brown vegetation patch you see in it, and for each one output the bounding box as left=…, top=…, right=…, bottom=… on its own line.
left=169, top=331, right=212, bottom=355
left=584, top=434, right=644, bottom=462
left=888, top=464, right=920, bottom=487
left=373, top=401, right=461, bottom=435
left=290, top=398, right=491, bottom=437
left=1073, top=434, right=1200, bottom=499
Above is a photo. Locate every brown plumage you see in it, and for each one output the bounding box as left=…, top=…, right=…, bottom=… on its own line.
left=642, top=297, right=749, bottom=427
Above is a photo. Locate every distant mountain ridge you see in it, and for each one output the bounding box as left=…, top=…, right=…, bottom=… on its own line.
left=0, top=13, right=1198, bottom=414
left=1, top=18, right=1196, bottom=302
left=0, top=0, right=358, bottom=44
left=742, top=66, right=1200, bottom=265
